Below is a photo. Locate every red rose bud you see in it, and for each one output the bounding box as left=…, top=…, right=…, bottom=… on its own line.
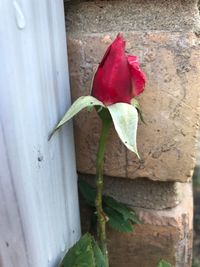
left=92, top=34, right=146, bottom=105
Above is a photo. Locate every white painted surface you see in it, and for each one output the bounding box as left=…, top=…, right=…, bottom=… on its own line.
left=0, top=1, right=80, bottom=267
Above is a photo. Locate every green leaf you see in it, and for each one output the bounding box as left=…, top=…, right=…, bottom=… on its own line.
left=91, top=239, right=106, bottom=267
left=103, top=196, right=141, bottom=224
left=107, top=103, right=139, bottom=157
left=49, top=96, right=104, bottom=140
left=78, top=179, right=96, bottom=207
left=131, top=98, right=146, bottom=124
left=59, top=233, right=96, bottom=267
left=157, top=259, right=173, bottom=267
left=59, top=233, right=107, bottom=267
left=78, top=179, right=141, bottom=232
left=104, top=206, right=134, bottom=233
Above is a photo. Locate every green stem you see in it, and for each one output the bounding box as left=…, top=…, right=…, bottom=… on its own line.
left=95, top=118, right=111, bottom=267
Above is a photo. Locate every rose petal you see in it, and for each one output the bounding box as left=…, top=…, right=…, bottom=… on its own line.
left=127, top=55, right=146, bottom=97
left=92, top=34, right=132, bottom=105
left=99, top=43, right=112, bottom=68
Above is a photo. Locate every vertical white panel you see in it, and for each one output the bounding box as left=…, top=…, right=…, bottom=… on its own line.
left=0, top=1, right=80, bottom=267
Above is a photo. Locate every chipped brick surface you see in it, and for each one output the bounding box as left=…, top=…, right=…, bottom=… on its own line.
left=68, top=32, right=200, bottom=182
left=80, top=182, right=193, bottom=267
left=65, top=1, right=197, bottom=265
left=65, top=0, right=200, bottom=34
left=107, top=183, right=193, bottom=267
left=80, top=174, right=184, bottom=210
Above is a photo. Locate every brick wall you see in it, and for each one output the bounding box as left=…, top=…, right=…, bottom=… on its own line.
left=64, top=1, right=200, bottom=266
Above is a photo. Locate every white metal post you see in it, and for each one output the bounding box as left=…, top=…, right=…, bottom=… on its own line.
left=0, top=1, right=80, bottom=266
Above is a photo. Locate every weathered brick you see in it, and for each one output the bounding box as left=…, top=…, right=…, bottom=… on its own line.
left=79, top=174, right=185, bottom=210
left=68, top=32, right=200, bottom=182
left=79, top=182, right=193, bottom=267
left=65, top=1, right=197, bottom=265
left=107, top=183, right=193, bottom=267
left=65, top=0, right=200, bottom=34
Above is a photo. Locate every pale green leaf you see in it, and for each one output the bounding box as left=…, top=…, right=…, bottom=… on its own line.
left=107, top=103, right=139, bottom=157
left=157, top=259, right=173, bottom=267
left=49, top=96, right=104, bottom=139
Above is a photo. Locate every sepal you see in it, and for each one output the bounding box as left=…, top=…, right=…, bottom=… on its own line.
left=49, top=96, right=104, bottom=140
left=131, top=98, right=146, bottom=124
left=107, top=103, right=139, bottom=157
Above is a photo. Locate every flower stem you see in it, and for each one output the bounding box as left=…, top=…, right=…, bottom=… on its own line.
left=95, top=117, right=111, bottom=266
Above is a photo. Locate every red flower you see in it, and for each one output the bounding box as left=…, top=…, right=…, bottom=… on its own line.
left=92, top=34, right=146, bottom=105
